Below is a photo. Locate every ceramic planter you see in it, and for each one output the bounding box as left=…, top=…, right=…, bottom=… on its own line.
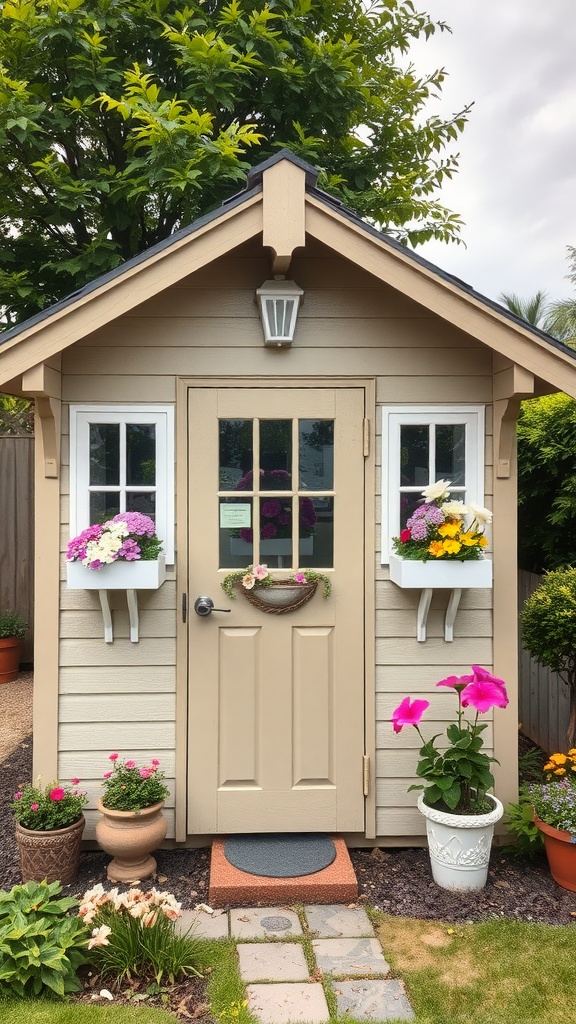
left=15, top=816, right=85, bottom=885
left=96, top=799, right=167, bottom=882
left=533, top=813, right=576, bottom=892
left=0, top=637, right=22, bottom=684
left=417, top=793, right=504, bottom=891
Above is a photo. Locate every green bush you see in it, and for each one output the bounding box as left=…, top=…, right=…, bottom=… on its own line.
left=0, top=881, right=89, bottom=998
left=505, top=791, right=544, bottom=858
left=0, top=611, right=27, bottom=639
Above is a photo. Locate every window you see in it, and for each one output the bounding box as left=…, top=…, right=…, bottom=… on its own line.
left=69, top=406, right=175, bottom=562
left=381, top=406, right=485, bottom=563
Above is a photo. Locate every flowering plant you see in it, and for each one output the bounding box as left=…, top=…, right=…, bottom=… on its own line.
left=221, top=563, right=332, bottom=599
left=234, top=469, right=317, bottom=543
left=67, top=512, right=162, bottom=570
left=528, top=750, right=576, bottom=834
left=391, top=665, right=509, bottom=814
left=11, top=777, right=88, bottom=831
left=101, top=754, right=169, bottom=812
left=79, top=884, right=182, bottom=931
left=393, top=479, right=492, bottom=561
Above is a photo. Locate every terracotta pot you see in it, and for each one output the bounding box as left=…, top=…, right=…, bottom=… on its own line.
left=16, top=816, right=85, bottom=885
left=0, top=637, right=22, bottom=684
left=418, top=793, right=504, bottom=891
left=533, top=813, right=576, bottom=892
left=96, top=799, right=167, bottom=883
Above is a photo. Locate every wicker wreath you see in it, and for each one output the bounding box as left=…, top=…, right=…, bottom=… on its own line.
left=238, top=580, right=318, bottom=614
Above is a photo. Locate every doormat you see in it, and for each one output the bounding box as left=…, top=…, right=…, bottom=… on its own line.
left=224, top=834, right=336, bottom=878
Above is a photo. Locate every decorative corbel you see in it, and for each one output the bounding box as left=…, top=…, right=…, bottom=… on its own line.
left=492, top=362, right=534, bottom=478
left=262, top=159, right=306, bottom=275
left=22, top=362, right=61, bottom=478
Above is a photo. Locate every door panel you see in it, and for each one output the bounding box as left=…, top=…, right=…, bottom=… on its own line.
left=187, top=386, right=366, bottom=833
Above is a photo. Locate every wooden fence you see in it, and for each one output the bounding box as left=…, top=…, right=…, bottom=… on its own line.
left=0, top=435, right=34, bottom=663
left=518, top=569, right=570, bottom=755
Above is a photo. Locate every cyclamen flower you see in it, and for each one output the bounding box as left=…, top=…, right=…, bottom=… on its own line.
left=391, top=696, right=430, bottom=733
left=49, top=787, right=65, bottom=801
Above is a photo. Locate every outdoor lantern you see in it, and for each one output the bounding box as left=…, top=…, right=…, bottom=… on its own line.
left=256, top=279, right=304, bottom=347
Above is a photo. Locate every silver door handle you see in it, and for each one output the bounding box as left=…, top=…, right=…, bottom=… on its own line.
left=194, top=596, right=231, bottom=617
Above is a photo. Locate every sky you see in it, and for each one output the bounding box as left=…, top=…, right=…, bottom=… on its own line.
left=408, top=0, right=576, bottom=306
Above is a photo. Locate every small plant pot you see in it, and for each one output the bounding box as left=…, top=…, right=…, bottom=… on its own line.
left=96, top=799, right=167, bottom=882
left=0, top=637, right=22, bottom=683
left=16, top=816, right=85, bottom=885
left=533, top=813, right=576, bottom=892
left=417, top=793, right=504, bottom=891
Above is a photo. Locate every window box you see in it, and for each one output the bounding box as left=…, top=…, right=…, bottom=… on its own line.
left=66, top=557, right=166, bottom=591
left=389, top=553, right=492, bottom=590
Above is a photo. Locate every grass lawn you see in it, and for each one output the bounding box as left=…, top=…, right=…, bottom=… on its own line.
left=378, top=914, right=576, bottom=1024
left=0, top=1005, right=175, bottom=1023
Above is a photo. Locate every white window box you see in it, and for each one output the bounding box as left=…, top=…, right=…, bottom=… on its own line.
left=389, top=553, right=492, bottom=643
left=66, top=557, right=166, bottom=643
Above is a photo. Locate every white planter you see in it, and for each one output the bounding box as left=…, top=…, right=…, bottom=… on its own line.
left=417, top=793, right=504, bottom=891
left=66, top=556, right=166, bottom=590
left=389, top=552, right=492, bottom=589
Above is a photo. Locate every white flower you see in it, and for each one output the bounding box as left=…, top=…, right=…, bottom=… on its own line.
left=440, top=500, right=468, bottom=519
left=241, top=573, right=256, bottom=590
left=88, top=924, right=112, bottom=949
left=467, top=502, right=493, bottom=525
left=421, top=479, right=452, bottom=503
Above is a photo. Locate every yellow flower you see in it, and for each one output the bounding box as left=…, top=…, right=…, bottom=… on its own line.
left=478, top=535, right=488, bottom=547
left=550, top=753, right=567, bottom=764
left=568, top=748, right=576, bottom=757
left=554, top=767, right=566, bottom=775
left=460, top=531, right=479, bottom=547
left=442, top=539, right=462, bottom=554
left=438, top=522, right=460, bottom=539
left=428, top=541, right=446, bottom=558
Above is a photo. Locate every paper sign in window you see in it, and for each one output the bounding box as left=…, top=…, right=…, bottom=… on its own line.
left=219, top=503, right=251, bottom=529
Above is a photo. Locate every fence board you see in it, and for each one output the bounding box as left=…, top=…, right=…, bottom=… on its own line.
left=0, top=436, right=34, bottom=662
left=518, top=569, right=570, bottom=754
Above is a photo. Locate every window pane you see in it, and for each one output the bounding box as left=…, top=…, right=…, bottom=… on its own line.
left=89, top=492, right=120, bottom=523
left=400, top=425, right=429, bottom=486
left=89, top=424, right=119, bottom=486
left=436, top=425, right=466, bottom=485
left=220, top=420, right=253, bottom=490
left=299, top=497, right=333, bottom=568
left=219, top=497, right=253, bottom=567
left=259, top=420, right=292, bottom=488
left=126, top=424, right=156, bottom=485
left=258, top=495, right=292, bottom=567
left=126, top=492, right=156, bottom=520
left=299, top=420, right=334, bottom=490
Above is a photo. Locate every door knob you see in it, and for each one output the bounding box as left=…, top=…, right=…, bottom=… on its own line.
left=194, top=596, right=231, bottom=617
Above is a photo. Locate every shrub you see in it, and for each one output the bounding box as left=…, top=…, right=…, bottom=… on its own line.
left=0, top=610, right=27, bottom=638
left=0, top=880, right=88, bottom=998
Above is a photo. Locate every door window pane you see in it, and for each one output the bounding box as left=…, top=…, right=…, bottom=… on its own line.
left=299, top=420, right=334, bottom=490
left=89, top=492, right=120, bottom=523
left=219, top=420, right=253, bottom=490
left=259, top=496, right=292, bottom=567
left=400, top=425, right=429, bottom=486
left=436, top=425, right=466, bottom=485
left=260, top=420, right=292, bottom=486
left=126, top=424, right=156, bottom=485
left=219, top=497, right=254, bottom=567
left=89, top=424, right=119, bottom=486
left=299, top=497, right=333, bottom=568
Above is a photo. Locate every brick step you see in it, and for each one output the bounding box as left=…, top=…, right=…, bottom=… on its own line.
left=208, top=836, right=358, bottom=908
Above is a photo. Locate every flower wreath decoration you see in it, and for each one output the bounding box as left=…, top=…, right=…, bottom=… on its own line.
left=222, top=564, right=331, bottom=614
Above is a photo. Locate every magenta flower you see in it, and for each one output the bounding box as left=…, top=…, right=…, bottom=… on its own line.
left=391, top=697, right=430, bottom=734
left=103, top=771, right=112, bottom=778
left=49, top=787, right=65, bottom=801
left=71, top=777, right=80, bottom=785
left=30, top=803, right=39, bottom=811
left=471, top=665, right=508, bottom=698
left=125, top=760, right=136, bottom=769
left=151, top=758, right=160, bottom=766
left=261, top=523, right=277, bottom=539
left=461, top=679, right=509, bottom=712
left=139, top=768, right=152, bottom=779
left=13, top=792, right=22, bottom=800
left=109, top=753, right=118, bottom=761
left=262, top=500, right=282, bottom=518
left=436, top=673, right=473, bottom=691
left=293, top=572, right=306, bottom=583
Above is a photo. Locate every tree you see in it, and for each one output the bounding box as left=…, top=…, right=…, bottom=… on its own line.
left=546, top=246, right=576, bottom=346
left=0, top=395, right=34, bottom=434
left=498, top=290, right=551, bottom=331
left=0, top=0, right=470, bottom=325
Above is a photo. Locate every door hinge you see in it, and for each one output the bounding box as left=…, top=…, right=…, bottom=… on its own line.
left=181, top=593, right=187, bottom=623
left=362, top=754, right=370, bottom=797
left=363, top=418, right=370, bottom=457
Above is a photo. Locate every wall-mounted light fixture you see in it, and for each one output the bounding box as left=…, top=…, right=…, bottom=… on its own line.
left=256, top=279, right=304, bottom=347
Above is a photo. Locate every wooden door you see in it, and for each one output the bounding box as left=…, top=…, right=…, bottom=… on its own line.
left=187, top=386, right=366, bottom=833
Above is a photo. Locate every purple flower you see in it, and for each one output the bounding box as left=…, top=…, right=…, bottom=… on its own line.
left=408, top=519, right=429, bottom=541
left=277, top=513, right=291, bottom=526
left=261, top=523, right=277, bottom=539
left=111, top=512, right=156, bottom=537
left=239, top=528, right=253, bottom=542
left=261, top=500, right=282, bottom=518
left=118, top=539, right=141, bottom=561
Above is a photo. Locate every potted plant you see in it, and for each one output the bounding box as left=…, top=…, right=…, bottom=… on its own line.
left=391, top=665, right=508, bottom=891
left=0, top=610, right=28, bottom=684
left=11, top=778, right=88, bottom=884
left=527, top=749, right=576, bottom=891
left=66, top=511, right=165, bottom=590
left=520, top=567, right=576, bottom=746
left=95, top=754, right=170, bottom=882
left=390, top=479, right=493, bottom=588
left=222, top=563, right=331, bottom=613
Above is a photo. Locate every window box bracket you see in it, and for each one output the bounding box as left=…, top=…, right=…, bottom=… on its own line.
left=66, top=558, right=166, bottom=643
left=389, top=554, right=492, bottom=642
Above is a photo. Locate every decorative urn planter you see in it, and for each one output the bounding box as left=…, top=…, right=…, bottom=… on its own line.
left=15, top=816, right=85, bottom=885
left=533, top=813, right=576, bottom=892
left=96, top=799, right=167, bottom=883
left=0, top=637, right=22, bottom=684
left=417, top=793, right=504, bottom=891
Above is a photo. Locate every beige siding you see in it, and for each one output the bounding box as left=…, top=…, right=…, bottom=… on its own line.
left=57, top=236, right=495, bottom=843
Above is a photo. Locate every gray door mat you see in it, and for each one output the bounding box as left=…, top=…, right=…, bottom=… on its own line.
left=224, top=834, right=337, bottom=878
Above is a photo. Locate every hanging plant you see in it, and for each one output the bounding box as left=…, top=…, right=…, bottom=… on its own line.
left=221, top=564, right=331, bottom=614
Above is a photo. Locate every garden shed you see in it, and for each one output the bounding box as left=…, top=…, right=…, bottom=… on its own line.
left=1, top=149, right=576, bottom=847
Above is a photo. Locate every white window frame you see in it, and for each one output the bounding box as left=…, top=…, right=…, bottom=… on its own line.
left=381, top=405, right=486, bottom=564
left=69, top=405, right=175, bottom=563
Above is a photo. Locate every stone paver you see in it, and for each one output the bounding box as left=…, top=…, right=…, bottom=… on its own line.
left=230, top=907, right=303, bottom=939
left=312, top=938, right=389, bottom=976
left=238, top=943, right=309, bottom=982
left=334, top=979, right=415, bottom=1021
left=175, top=908, right=229, bottom=940
left=246, top=982, right=330, bottom=1024
left=304, top=903, right=374, bottom=937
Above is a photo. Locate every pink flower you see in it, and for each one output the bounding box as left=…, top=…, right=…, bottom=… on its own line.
left=49, top=787, right=65, bottom=801
left=125, top=760, right=136, bottom=768
left=293, top=572, right=306, bottom=584
left=139, top=768, right=152, bottom=779
left=103, top=771, right=112, bottom=778
left=30, top=803, right=39, bottom=811
left=400, top=529, right=411, bottom=542
left=391, top=697, right=430, bottom=733
left=436, top=674, right=473, bottom=691
left=461, top=679, right=509, bottom=712
left=109, top=753, right=118, bottom=761
left=471, top=665, right=508, bottom=698
left=71, top=778, right=80, bottom=785
left=13, top=792, right=22, bottom=800
left=252, top=564, right=269, bottom=581
left=151, top=759, right=160, bottom=766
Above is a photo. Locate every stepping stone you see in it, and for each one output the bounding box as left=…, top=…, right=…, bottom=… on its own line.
left=304, top=904, right=374, bottom=937
left=246, top=982, right=329, bottom=1023
left=230, top=907, right=303, bottom=939
left=175, top=908, right=229, bottom=940
left=238, top=943, right=309, bottom=982
left=333, top=979, right=415, bottom=1021
left=312, top=938, right=389, bottom=976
